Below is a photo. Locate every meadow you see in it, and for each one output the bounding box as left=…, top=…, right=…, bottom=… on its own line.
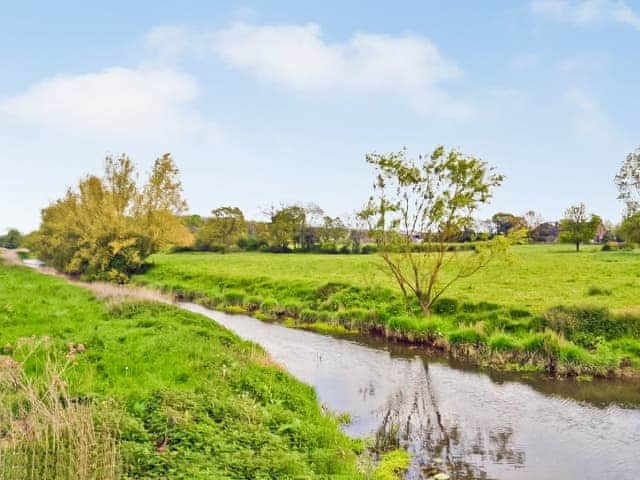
left=0, top=263, right=411, bottom=479
left=134, top=244, right=640, bottom=377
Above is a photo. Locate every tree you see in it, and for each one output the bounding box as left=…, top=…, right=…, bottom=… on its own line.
left=269, top=205, right=306, bottom=250
left=318, top=216, right=348, bottom=243
left=35, top=153, right=192, bottom=282
left=492, top=212, right=525, bottom=236
left=0, top=229, right=22, bottom=249
left=617, top=214, right=640, bottom=243
left=559, top=203, right=601, bottom=252
left=359, top=146, right=507, bottom=315
left=615, top=147, right=640, bottom=215
left=196, top=207, right=246, bottom=250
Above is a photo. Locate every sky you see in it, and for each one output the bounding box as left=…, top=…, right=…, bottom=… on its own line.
left=1, top=0, right=639, bottom=233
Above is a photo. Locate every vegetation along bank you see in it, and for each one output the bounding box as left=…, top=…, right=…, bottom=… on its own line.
left=0, top=261, right=410, bottom=479
left=133, top=245, right=640, bottom=379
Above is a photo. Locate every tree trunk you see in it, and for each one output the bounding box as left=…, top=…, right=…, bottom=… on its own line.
left=576, top=241, right=580, bottom=252
left=419, top=295, right=431, bottom=316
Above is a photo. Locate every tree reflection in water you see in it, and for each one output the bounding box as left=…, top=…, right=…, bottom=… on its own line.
left=374, top=359, right=525, bottom=480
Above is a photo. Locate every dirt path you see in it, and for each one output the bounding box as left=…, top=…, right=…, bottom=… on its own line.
left=0, top=248, right=173, bottom=305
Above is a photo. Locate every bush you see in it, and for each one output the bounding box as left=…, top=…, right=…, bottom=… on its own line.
left=339, top=245, right=351, bottom=254
left=237, top=236, right=268, bottom=251
left=223, top=289, right=246, bottom=306
left=282, top=300, right=303, bottom=317
left=260, top=298, right=280, bottom=315
left=543, top=305, right=632, bottom=341
left=489, top=333, right=521, bottom=352
left=432, top=298, right=459, bottom=315
left=300, top=309, right=320, bottom=323
left=448, top=327, right=486, bottom=346
left=361, top=245, right=377, bottom=254
left=245, top=295, right=263, bottom=311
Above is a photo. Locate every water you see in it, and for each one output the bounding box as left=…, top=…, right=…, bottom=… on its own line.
left=181, top=303, right=640, bottom=480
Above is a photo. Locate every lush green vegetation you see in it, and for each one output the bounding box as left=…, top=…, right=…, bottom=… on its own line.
left=0, top=263, right=382, bottom=479
left=134, top=244, right=640, bottom=377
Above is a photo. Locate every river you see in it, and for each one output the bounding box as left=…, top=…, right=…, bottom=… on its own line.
left=181, top=303, right=640, bottom=480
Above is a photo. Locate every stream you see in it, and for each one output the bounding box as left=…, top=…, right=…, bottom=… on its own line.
left=181, top=303, right=640, bottom=480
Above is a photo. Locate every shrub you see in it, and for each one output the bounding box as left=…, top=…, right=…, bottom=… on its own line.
left=282, top=300, right=303, bottom=318
left=448, top=327, right=486, bottom=346
left=489, top=333, right=521, bottom=352
left=432, top=298, right=459, bottom=315
left=300, top=309, right=319, bottom=323
left=260, top=298, right=280, bottom=315
left=361, top=245, right=377, bottom=254
left=245, top=295, right=263, bottom=311
left=223, top=289, right=246, bottom=306
left=543, top=305, right=631, bottom=340
left=524, top=331, right=560, bottom=357
left=339, top=245, right=351, bottom=254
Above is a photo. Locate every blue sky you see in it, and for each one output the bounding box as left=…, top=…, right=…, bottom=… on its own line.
left=1, top=0, right=639, bottom=233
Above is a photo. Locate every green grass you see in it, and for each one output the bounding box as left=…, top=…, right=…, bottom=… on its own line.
left=133, top=244, right=640, bottom=377
left=0, top=263, right=367, bottom=479
left=138, top=244, right=640, bottom=312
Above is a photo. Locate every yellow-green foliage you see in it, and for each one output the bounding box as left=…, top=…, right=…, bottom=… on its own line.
left=35, top=154, right=193, bottom=282
left=374, top=449, right=410, bottom=480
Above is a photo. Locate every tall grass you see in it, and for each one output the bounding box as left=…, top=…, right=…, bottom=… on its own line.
left=0, top=338, right=120, bottom=480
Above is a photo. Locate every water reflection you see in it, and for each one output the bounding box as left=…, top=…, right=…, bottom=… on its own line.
left=180, top=304, right=640, bottom=480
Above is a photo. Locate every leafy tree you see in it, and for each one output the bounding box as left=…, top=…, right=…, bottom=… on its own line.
left=615, top=147, right=640, bottom=215
left=359, top=146, right=507, bottom=315
left=617, top=214, right=640, bottom=243
left=559, top=203, right=601, bottom=252
left=36, top=154, right=192, bottom=282
left=183, top=214, right=204, bottom=232
left=269, top=205, right=306, bottom=250
left=492, top=212, right=525, bottom=236
left=0, top=229, right=22, bottom=249
left=529, top=222, right=559, bottom=243
left=196, top=207, right=246, bottom=251
left=318, top=216, right=348, bottom=243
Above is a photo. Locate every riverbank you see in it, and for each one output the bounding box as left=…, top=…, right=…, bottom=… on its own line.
left=132, top=248, right=640, bottom=379
left=0, top=261, right=404, bottom=479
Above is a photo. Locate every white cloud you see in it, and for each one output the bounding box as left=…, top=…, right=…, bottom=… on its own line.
left=145, top=23, right=471, bottom=118
left=1, top=67, right=221, bottom=143
left=531, top=0, right=640, bottom=30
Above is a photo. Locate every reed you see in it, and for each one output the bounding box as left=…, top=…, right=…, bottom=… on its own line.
left=0, top=339, right=120, bottom=480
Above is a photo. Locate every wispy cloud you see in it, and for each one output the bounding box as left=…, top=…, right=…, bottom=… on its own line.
left=145, top=22, right=473, bottom=118
left=531, top=0, right=640, bottom=30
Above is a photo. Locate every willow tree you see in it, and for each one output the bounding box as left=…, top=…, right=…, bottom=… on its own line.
left=359, top=146, right=507, bottom=315
left=37, top=153, right=192, bottom=282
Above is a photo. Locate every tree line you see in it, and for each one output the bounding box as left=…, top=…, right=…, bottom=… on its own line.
left=3, top=144, right=640, bottom=292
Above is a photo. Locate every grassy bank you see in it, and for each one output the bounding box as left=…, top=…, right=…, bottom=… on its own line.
left=133, top=245, right=640, bottom=377
left=0, top=263, right=380, bottom=479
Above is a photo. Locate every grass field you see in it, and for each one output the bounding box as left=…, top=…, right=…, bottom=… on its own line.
left=0, top=263, right=381, bottom=479
left=140, top=245, right=640, bottom=313
left=134, top=244, right=640, bottom=377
